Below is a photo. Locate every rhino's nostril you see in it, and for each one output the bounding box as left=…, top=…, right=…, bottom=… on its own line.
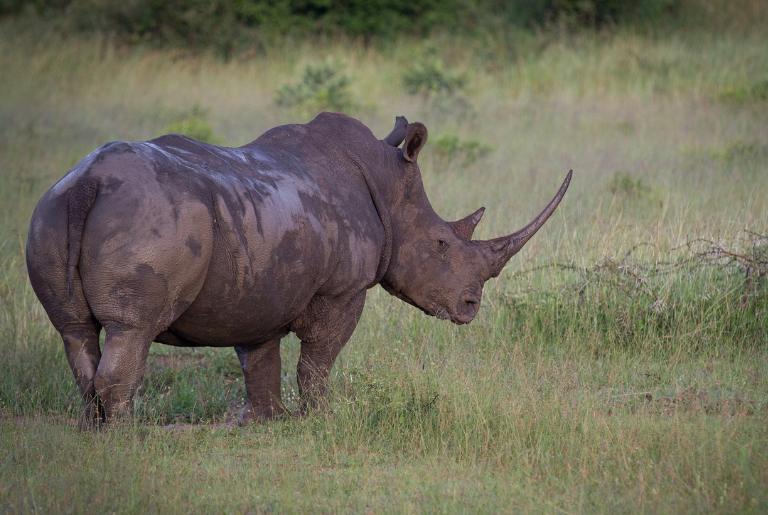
left=453, top=296, right=480, bottom=325
left=462, top=296, right=479, bottom=309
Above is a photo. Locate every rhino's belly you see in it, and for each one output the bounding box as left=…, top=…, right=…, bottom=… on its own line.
left=167, top=277, right=317, bottom=346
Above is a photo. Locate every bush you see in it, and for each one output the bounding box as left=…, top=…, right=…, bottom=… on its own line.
left=1, top=0, right=683, bottom=49
left=64, top=0, right=248, bottom=56
left=165, top=106, right=218, bottom=143
left=402, top=54, right=466, bottom=97
left=605, top=170, right=662, bottom=212
left=607, top=171, right=651, bottom=198
left=719, top=78, right=768, bottom=105
left=431, top=134, right=492, bottom=165
left=425, top=133, right=493, bottom=173
left=714, top=141, right=768, bottom=164
left=479, top=0, right=679, bottom=28
left=16, top=0, right=464, bottom=48
left=276, top=60, right=356, bottom=116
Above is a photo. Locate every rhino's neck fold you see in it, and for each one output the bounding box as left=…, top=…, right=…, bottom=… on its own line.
left=347, top=153, right=393, bottom=287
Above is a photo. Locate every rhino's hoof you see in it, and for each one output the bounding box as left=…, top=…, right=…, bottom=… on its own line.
left=238, top=404, right=288, bottom=425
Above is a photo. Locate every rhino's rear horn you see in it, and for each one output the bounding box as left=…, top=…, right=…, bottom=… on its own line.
left=481, top=170, right=572, bottom=277
left=383, top=116, right=409, bottom=147
left=449, top=207, right=485, bottom=239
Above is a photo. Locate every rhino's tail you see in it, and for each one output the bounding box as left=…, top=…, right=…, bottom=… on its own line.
left=66, top=177, right=99, bottom=298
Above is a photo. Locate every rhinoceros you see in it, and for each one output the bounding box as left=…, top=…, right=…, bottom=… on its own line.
left=26, top=112, right=571, bottom=427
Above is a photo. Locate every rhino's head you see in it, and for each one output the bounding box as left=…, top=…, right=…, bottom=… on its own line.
left=379, top=116, right=572, bottom=325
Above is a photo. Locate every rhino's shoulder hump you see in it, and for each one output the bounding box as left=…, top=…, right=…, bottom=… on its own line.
left=146, top=133, right=210, bottom=156
left=304, top=113, right=380, bottom=152
left=308, top=112, right=373, bottom=136
left=96, top=140, right=136, bottom=156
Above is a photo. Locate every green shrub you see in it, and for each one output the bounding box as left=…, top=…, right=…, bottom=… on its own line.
left=14, top=0, right=464, bottom=47
left=1, top=0, right=683, bottom=49
left=430, top=133, right=493, bottom=169
left=605, top=171, right=663, bottom=216
left=165, top=106, right=218, bottom=143
left=474, top=0, right=679, bottom=30
left=719, top=78, right=768, bottom=105
left=402, top=55, right=466, bottom=97
left=714, top=141, right=768, bottom=163
left=607, top=171, right=651, bottom=198
left=287, top=0, right=459, bottom=41
left=276, top=60, right=355, bottom=116
left=709, top=140, right=768, bottom=179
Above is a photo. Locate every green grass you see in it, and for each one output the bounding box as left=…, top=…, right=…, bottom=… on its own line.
left=1, top=14, right=767, bottom=513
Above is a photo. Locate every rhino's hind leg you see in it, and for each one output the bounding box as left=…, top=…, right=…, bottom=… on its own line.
left=235, top=338, right=288, bottom=424
left=93, top=324, right=153, bottom=422
left=60, top=322, right=104, bottom=429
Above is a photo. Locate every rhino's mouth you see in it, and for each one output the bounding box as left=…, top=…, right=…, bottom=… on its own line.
left=431, top=306, right=451, bottom=321
left=426, top=292, right=461, bottom=323
left=381, top=284, right=450, bottom=321
left=419, top=303, right=455, bottom=323
left=382, top=283, right=467, bottom=324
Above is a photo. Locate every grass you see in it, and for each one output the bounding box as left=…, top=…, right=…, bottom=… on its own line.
left=1, top=11, right=767, bottom=513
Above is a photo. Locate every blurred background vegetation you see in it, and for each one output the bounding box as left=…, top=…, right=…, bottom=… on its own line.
left=0, top=0, right=702, bottom=56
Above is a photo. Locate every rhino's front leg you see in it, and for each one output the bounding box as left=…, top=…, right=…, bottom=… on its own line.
left=235, top=338, right=288, bottom=424
left=292, top=291, right=366, bottom=412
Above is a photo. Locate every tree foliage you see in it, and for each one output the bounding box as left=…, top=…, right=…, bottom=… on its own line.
left=1, top=0, right=680, bottom=51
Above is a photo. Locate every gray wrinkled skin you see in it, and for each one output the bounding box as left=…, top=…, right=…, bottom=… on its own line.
left=26, top=112, right=571, bottom=428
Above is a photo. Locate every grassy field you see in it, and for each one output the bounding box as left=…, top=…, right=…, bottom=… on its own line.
left=1, top=12, right=767, bottom=513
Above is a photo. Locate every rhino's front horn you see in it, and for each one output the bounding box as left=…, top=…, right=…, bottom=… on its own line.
left=481, top=170, right=572, bottom=278
left=383, top=116, right=409, bottom=147
left=449, top=207, right=485, bottom=239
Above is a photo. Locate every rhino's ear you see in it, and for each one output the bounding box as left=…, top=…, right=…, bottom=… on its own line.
left=384, top=116, right=408, bottom=146
left=402, top=122, right=428, bottom=163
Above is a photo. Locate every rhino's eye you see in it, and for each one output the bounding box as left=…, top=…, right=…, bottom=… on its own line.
left=437, top=239, right=449, bottom=252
